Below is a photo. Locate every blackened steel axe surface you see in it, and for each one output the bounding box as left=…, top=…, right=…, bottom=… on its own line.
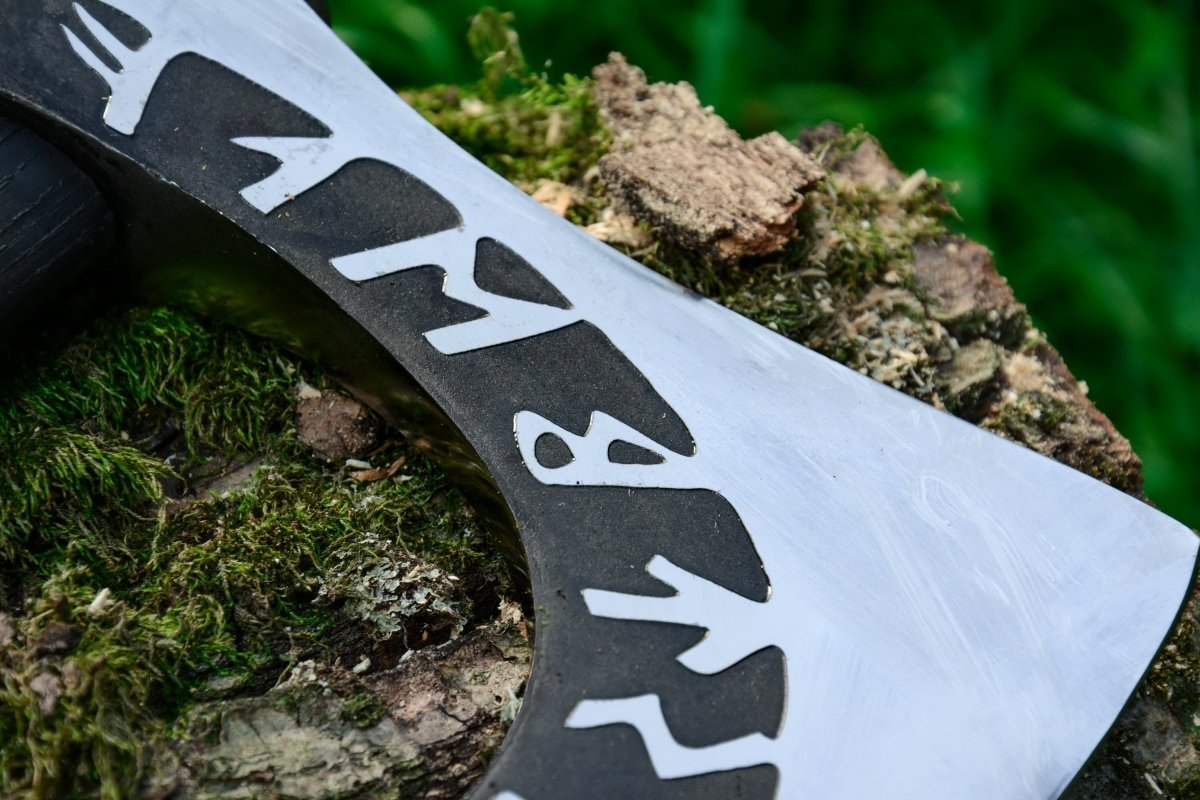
left=0, top=2, right=1196, bottom=799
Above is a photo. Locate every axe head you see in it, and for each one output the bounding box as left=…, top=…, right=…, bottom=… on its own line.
left=0, top=2, right=1194, bottom=799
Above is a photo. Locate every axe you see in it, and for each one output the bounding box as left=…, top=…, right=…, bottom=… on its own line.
left=0, top=2, right=1195, bottom=798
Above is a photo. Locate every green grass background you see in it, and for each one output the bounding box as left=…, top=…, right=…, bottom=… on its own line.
left=329, top=0, right=1199, bottom=528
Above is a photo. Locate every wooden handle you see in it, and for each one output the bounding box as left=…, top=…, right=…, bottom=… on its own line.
left=0, top=113, right=114, bottom=331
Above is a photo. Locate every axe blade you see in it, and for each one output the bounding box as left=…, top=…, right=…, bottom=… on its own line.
left=0, top=2, right=1194, bottom=799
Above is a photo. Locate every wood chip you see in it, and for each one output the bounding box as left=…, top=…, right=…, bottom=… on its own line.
left=349, top=455, right=407, bottom=483
left=592, top=54, right=823, bottom=262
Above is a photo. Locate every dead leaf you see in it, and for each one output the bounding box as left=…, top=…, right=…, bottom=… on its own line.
left=350, top=456, right=407, bottom=483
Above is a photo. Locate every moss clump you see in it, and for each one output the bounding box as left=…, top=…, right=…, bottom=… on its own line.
left=0, top=307, right=510, bottom=799
left=0, top=573, right=187, bottom=800
left=466, top=8, right=527, bottom=101
left=403, top=11, right=610, bottom=202
left=341, top=690, right=387, bottom=729
left=982, top=390, right=1072, bottom=439
left=403, top=75, right=609, bottom=193
left=0, top=308, right=296, bottom=568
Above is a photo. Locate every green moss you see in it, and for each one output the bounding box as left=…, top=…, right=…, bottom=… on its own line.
left=801, top=135, right=953, bottom=293
left=0, top=307, right=295, bottom=456
left=0, top=571, right=184, bottom=800
left=341, top=691, right=387, bottom=729
left=0, top=429, right=168, bottom=564
left=152, top=444, right=490, bottom=647
left=981, top=391, right=1073, bottom=442
left=403, top=75, right=609, bottom=193
left=402, top=13, right=609, bottom=197
left=0, top=307, right=509, bottom=799
left=467, top=8, right=527, bottom=101
left=0, top=307, right=298, bottom=592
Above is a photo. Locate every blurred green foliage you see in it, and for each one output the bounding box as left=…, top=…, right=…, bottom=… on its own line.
left=330, top=0, right=1199, bottom=527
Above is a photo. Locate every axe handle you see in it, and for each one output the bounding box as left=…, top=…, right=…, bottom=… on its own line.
left=0, top=0, right=333, bottom=334
left=0, top=112, right=114, bottom=331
